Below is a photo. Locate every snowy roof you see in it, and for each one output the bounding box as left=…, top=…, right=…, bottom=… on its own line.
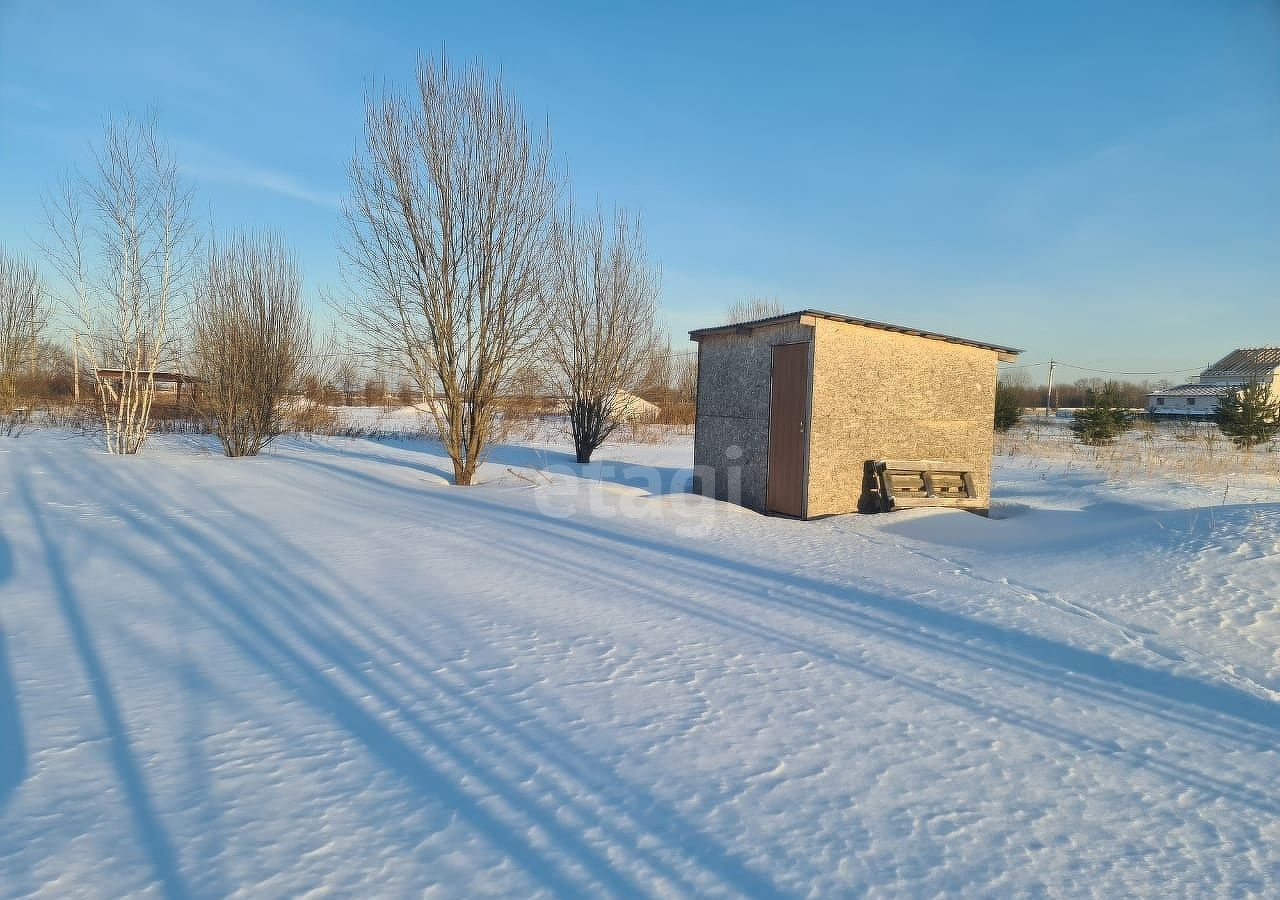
left=1147, top=383, right=1228, bottom=398
left=689, top=309, right=1021, bottom=360
left=1201, top=348, right=1280, bottom=379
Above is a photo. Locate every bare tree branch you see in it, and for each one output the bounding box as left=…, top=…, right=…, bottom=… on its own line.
left=0, top=247, right=51, bottom=410
left=337, top=54, right=557, bottom=485
left=40, top=116, right=198, bottom=453
left=725, top=295, right=784, bottom=325
left=191, top=230, right=312, bottom=456
left=547, top=205, right=661, bottom=463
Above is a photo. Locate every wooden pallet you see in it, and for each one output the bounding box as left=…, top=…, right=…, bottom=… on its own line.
left=871, top=459, right=982, bottom=512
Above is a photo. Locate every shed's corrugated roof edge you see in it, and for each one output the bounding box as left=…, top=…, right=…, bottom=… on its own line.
left=688, top=309, right=1022, bottom=359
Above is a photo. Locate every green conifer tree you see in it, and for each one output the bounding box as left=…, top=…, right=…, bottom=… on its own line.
left=1214, top=380, right=1280, bottom=449
left=993, top=379, right=1022, bottom=432
left=1070, top=381, right=1131, bottom=446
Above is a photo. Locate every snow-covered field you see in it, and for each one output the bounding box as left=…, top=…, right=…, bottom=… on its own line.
left=1, top=421, right=1278, bottom=897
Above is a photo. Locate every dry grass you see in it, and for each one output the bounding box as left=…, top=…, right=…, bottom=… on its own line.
left=654, top=401, right=695, bottom=431
left=615, top=421, right=669, bottom=444
left=998, top=420, right=1279, bottom=481
left=497, top=411, right=547, bottom=445
left=498, top=395, right=558, bottom=420
left=13, top=401, right=211, bottom=439
left=0, top=407, right=31, bottom=437
left=284, top=401, right=342, bottom=435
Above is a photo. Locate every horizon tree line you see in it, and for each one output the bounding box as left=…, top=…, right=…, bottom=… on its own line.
left=12, top=52, right=1272, bottom=469
left=2, top=53, right=697, bottom=474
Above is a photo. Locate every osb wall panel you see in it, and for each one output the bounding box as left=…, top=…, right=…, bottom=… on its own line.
left=693, top=322, right=814, bottom=511
left=808, top=320, right=999, bottom=517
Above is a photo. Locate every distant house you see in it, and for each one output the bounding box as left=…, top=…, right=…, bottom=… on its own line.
left=1146, top=348, right=1280, bottom=417
left=530, top=391, right=659, bottom=422
left=689, top=310, right=1020, bottom=518
left=612, top=391, right=659, bottom=423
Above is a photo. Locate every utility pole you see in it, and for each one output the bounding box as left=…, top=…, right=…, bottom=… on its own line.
left=1045, top=359, right=1056, bottom=419
left=73, top=331, right=80, bottom=403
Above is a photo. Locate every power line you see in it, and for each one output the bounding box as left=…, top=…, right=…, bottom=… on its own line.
left=304, top=348, right=697, bottom=363
left=1001, top=359, right=1204, bottom=377
left=1054, top=361, right=1204, bottom=377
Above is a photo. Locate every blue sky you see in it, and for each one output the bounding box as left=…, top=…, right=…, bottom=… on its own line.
left=2, top=1, right=1278, bottom=380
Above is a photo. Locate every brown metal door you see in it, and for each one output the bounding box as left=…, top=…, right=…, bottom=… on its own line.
left=766, top=342, right=809, bottom=517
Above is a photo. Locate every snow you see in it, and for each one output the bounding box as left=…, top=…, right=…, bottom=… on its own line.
left=1, top=426, right=1278, bottom=897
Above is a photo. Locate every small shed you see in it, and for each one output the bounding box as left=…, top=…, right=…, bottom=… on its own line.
left=93, top=369, right=202, bottom=410
left=689, top=310, right=1021, bottom=518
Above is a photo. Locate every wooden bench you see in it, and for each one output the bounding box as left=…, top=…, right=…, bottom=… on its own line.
left=871, top=459, right=983, bottom=512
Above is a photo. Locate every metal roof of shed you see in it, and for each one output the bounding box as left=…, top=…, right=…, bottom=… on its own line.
left=689, top=309, right=1022, bottom=361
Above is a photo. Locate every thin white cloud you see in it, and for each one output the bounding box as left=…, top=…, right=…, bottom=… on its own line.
left=175, top=139, right=342, bottom=209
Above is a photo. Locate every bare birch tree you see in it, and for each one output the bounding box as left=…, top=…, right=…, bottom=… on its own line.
left=42, top=117, right=198, bottom=454
left=191, top=230, right=311, bottom=457
left=0, top=247, right=50, bottom=410
left=339, top=55, right=557, bottom=485
left=548, top=206, right=662, bottom=463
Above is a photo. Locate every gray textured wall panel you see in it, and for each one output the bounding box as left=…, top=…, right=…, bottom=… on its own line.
left=692, top=322, right=813, bottom=511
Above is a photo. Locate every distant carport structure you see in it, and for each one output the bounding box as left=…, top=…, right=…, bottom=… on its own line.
left=93, top=369, right=202, bottom=410
left=689, top=310, right=1020, bottom=518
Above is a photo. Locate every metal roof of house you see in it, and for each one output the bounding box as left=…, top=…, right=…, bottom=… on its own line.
left=689, top=309, right=1022, bottom=361
left=1201, top=348, right=1280, bottom=379
left=1147, top=383, right=1227, bottom=398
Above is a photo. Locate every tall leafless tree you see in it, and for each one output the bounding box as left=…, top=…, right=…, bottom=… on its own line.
left=332, top=356, right=361, bottom=406
left=339, top=54, right=557, bottom=485
left=671, top=353, right=698, bottom=405
left=396, top=378, right=417, bottom=406
left=191, top=230, right=312, bottom=457
left=0, top=247, right=50, bottom=410
left=32, top=340, right=77, bottom=400
left=725, top=295, right=785, bottom=324
left=42, top=117, right=198, bottom=454
left=548, top=206, right=662, bottom=463
left=363, top=376, right=388, bottom=406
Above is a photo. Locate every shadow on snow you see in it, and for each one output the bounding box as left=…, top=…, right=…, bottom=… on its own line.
left=293, top=433, right=695, bottom=495
left=0, top=530, right=25, bottom=814
left=11, top=441, right=1280, bottom=895
left=15, top=453, right=776, bottom=898
left=15, top=477, right=189, bottom=900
